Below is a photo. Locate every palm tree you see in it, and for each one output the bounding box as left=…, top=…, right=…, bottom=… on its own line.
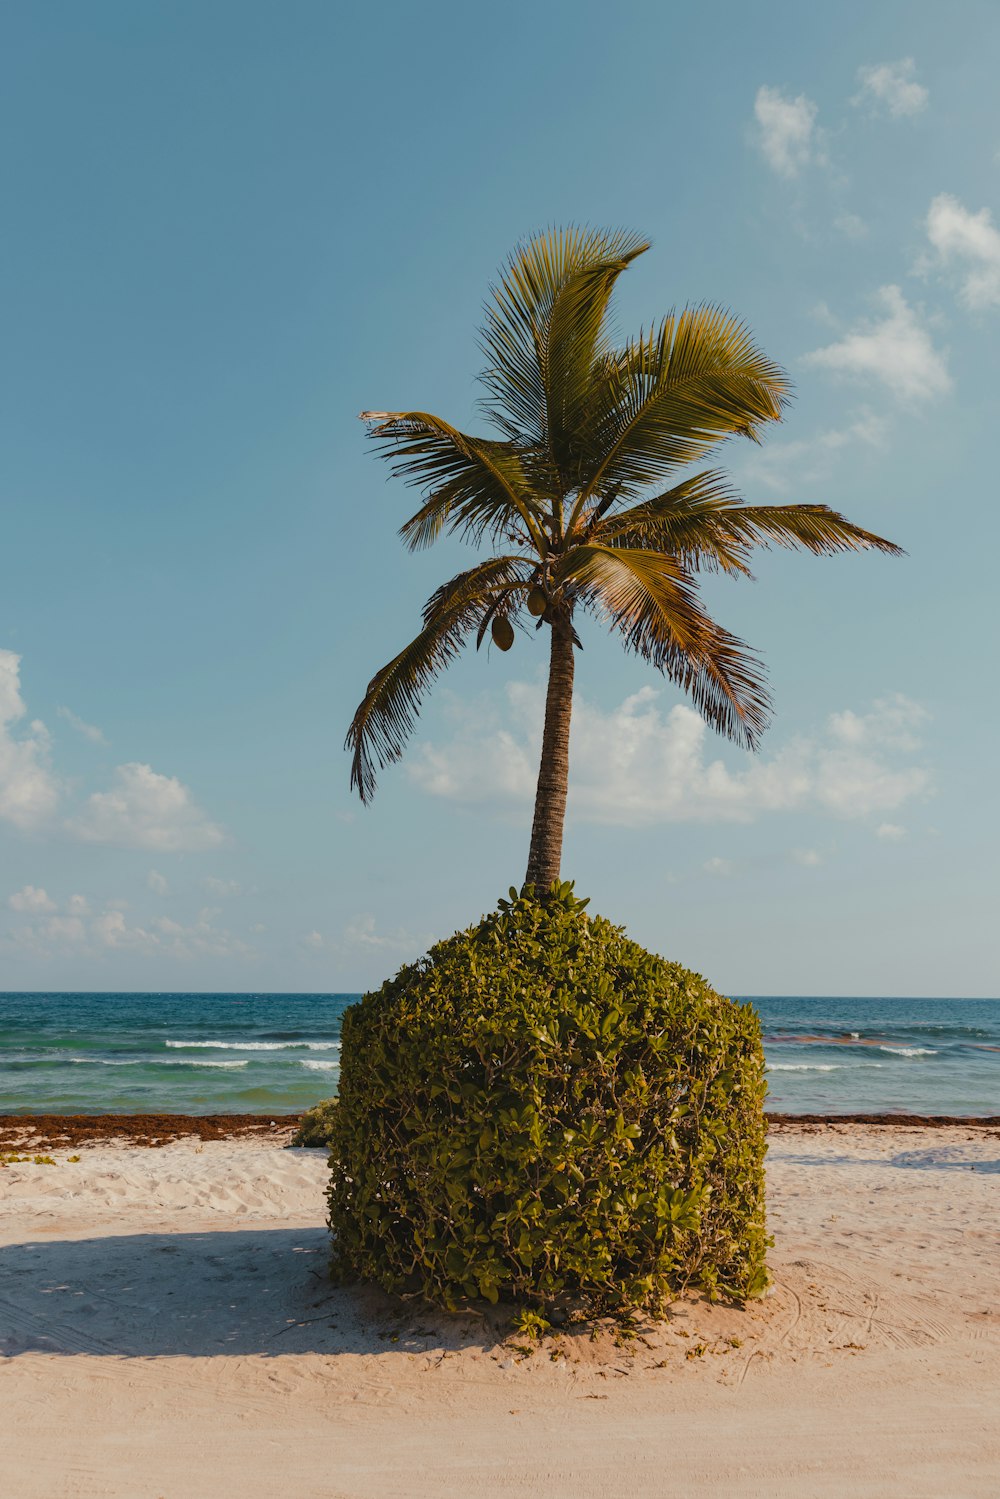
left=348, top=228, right=901, bottom=892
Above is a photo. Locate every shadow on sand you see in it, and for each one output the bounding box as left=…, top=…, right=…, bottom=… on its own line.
left=768, top=1145, right=1000, bottom=1172
left=0, top=1227, right=514, bottom=1361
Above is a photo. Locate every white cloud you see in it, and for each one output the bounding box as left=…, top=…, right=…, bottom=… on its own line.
left=408, top=684, right=930, bottom=828
left=343, top=914, right=404, bottom=949
left=803, top=286, right=950, bottom=405
left=202, top=876, right=241, bottom=897
left=790, top=848, right=823, bottom=867
left=303, top=920, right=428, bottom=958
left=9, top=885, right=55, bottom=913
left=339, top=914, right=430, bottom=959
left=835, top=213, right=868, bottom=240
left=876, top=822, right=906, bottom=841
left=739, top=408, right=887, bottom=494
left=68, top=763, right=226, bottom=851
left=0, top=650, right=60, bottom=830
left=44, top=915, right=87, bottom=943
left=1, top=650, right=224, bottom=853
left=703, top=857, right=734, bottom=878
left=753, top=86, right=819, bottom=177
left=92, top=910, right=143, bottom=948
left=853, top=59, right=928, bottom=118
left=57, top=706, right=108, bottom=745
left=827, top=696, right=924, bottom=753
left=147, top=869, right=170, bottom=897
left=4, top=899, right=253, bottom=962
left=925, top=193, right=1000, bottom=310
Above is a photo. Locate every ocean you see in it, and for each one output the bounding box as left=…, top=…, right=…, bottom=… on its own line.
left=0, top=992, right=998, bottom=1118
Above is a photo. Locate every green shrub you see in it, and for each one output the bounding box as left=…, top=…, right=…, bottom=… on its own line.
left=292, top=1098, right=339, bottom=1148
left=327, top=883, right=768, bottom=1317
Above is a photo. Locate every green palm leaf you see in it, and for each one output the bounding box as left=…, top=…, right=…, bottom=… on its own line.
left=346, top=555, right=530, bottom=801
left=598, top=471, right=903, bottom=575
left=571, top=307, right=792, bottom=518
left=710, top=503, right=904, bottom=557
left=479, top=226, right=649, bottom=462
left=559, top=544, right=771, bottom=747
left=360, top=411, right=546, bottom=553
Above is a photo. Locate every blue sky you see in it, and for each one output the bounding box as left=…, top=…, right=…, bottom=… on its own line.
left=1, top=1, right=997, bottom=996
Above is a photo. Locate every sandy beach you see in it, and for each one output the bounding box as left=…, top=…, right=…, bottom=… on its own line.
left=1, top=1121, right=997, bottom=1499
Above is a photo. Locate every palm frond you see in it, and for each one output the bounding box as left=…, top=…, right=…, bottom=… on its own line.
left=557, top=544, right=709, bottom=653
left=561, top=544, right=771, bottom=747
left=593, top=471, right=756, bottom=576
left=708, top=503, right=904, bottom=557
left=361, top=411, right=546, bottom=553
left=598, top=471, right=903, bottom=574
left=479, top=226, right=650, bottom=475
left=346, top=555, right=530, bottom=801
left=544, top=241, right=650, bottom=483
left=572, top=306, right=792, bottom=510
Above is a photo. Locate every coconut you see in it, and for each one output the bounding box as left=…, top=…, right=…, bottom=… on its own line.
left=491, top=616, right=515, bottom=651
left=527, top=586, right=547, bottom=617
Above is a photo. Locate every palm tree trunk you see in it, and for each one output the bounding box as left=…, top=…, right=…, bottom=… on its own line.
left=524, top=612, right=575, bottom=892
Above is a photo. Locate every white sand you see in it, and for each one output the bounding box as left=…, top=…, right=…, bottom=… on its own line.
left=1, top=1123, right=998, bottom=1498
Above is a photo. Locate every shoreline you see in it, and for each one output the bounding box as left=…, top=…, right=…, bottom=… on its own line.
left=2, top=1109, right=999, bottom=1150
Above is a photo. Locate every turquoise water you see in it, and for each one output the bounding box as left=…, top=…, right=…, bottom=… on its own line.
left=0, top=992, right=998, bottom=1116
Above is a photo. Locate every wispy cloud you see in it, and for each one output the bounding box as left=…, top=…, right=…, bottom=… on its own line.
left=2, top=648, right=226, bottom=855
left=803, top=286, right=950, bottom=405
left=0, top=650, right=60, bottom=830
left=852, top=59, right=928, bottom=118
left=924, top=193, right=1000, bottom=310
left=3, top=894, right=253, bottom=961
left=57, top=706, right=108, bottom=745
left=407, top=684, right=931, bottom=828
left=8, top=885, right=56, bottom=913
left=834, top=212, right=868, bottom=240
left=68, top=763, right=226, bottom=852
left=341, top=914, right=426, bottom=954
left=738, top=408, right=887, bottom=494
left=790, top=848, right=823, bottom=867
left=753, top=86, right=820, bottom=178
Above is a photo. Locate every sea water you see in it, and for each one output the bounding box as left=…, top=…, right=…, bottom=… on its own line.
left=0, top=992, right=997, bottom=1117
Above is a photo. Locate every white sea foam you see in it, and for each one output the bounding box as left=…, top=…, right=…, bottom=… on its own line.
left=70, top=1057, right=150, bottom=1067
left=768, top=1063, right=842, bottom=1072
left=165, top=1039, right=340, bottom=1051
left=300, top=1059, right=339, bottom=1072
left=162, top=1059, right=249, bottom=1069
left=878, top=1046, right=937, bottom=1057
left=71, top=1058, right=249, bottom=1070
left=767, top=1061, right=886, bottom=1072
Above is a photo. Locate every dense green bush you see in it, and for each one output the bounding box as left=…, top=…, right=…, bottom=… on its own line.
left=327, top=884, right=768, bottom=1317
left=292, top=1097, right=339, bottom=1148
